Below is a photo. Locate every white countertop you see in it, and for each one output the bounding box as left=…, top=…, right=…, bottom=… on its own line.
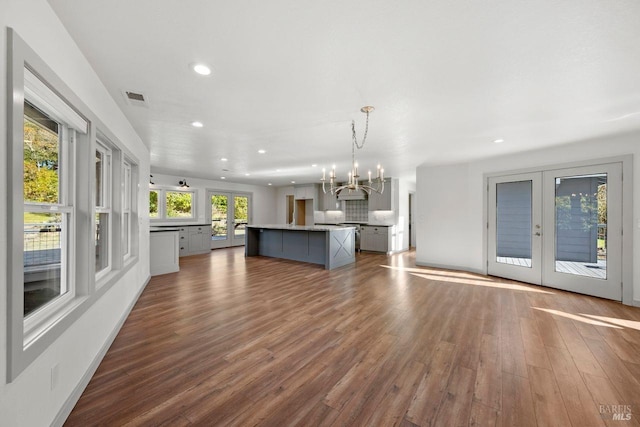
left=247, top=224, right=355, bottom=231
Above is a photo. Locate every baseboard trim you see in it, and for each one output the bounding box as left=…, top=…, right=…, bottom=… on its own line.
left=415, top=261, right=485, bottom=276
left=634, top=299, right=640, bottom=308
left=51, top=274, right=151, bottom=427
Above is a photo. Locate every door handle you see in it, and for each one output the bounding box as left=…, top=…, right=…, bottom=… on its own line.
left=534, top=232, right=541, bottom=236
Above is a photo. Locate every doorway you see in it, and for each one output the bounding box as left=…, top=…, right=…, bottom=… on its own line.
left=487, top=162, right=623, bottom=301
left=208, top=191, right=252, bottom=249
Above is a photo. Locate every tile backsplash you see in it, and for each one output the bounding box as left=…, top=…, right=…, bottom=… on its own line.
left=345, top=200, right=368, bottom=222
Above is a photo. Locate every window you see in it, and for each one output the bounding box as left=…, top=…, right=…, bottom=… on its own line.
left=149, top=188, right=195, bottom=220
left=23, top=97, right=78, bottom=322
left=149, top=189, right=160, bottom=218
left=95, top=140, right=112, bottom=277
left=166, top=191, right=194, bottom=218
left=7, top=30, right=141, bottom=381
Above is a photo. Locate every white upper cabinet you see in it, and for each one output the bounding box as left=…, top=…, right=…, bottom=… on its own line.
left=294, top=184, right=318, bottom=200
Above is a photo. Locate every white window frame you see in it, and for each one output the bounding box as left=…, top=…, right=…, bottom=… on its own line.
left=150, top=187, right=197, bottom=221
left=7, top=29, right=141, bottom=382
left=95, top=140, right=113, bottom=280
left=22, top=107, right=77, bottom=339
left=122, top=159, right=133, bottom=261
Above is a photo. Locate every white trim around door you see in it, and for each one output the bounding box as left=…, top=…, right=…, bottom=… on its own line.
left=485, top=156, right=633, bottom=304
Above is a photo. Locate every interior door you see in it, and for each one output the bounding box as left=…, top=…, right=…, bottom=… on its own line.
left=488, top=172, right=543, bottom=284
left=209, top=191, right=252, bottom=249
left=542, top=163, right=622, bottom=300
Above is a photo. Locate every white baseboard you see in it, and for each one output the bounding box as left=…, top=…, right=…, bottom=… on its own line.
left=415, top=260, right=485, bottom=276
left=51, top=275, right=151, bottom=427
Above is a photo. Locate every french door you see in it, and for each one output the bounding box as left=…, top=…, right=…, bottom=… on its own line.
left=208, top=191, right=251, bottom=249
left=488, top=162, right=622, bottom=301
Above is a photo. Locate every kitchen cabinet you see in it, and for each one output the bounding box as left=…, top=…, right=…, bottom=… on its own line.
left=368, top=178, right=393, bottom=210
left=319, top=189, right=341, bottom=211
left=178, top=225, right=211, bottom=256
left=150, top=230, right=180, bottom=275
left=360, top=225, right=393, bottom=253
left=294, top=184, right=318, bottom=201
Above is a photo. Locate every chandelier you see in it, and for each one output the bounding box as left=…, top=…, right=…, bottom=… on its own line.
left=321, top=106, right=384, bottom=195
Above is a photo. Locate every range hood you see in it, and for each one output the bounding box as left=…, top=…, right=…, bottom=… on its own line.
left=337, top=188, right=367, bottom=200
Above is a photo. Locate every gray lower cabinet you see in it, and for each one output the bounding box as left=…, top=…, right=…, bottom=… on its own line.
left=360, top=225, right=392, bottom=252
left=179, top=225, right=210, bottom=256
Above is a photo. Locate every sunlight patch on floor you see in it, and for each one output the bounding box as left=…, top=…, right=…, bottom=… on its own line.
left=579, top=314, right=640, bottom=331
left=409, top=272, right=554, bottom=294
left=533, top=307, right=623, bottom=329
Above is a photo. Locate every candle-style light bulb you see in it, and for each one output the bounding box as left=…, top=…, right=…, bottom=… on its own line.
left=348, top=171, right=352, bottom=184
left=354, top=162, right=358, bottom=177
left=368, top=170, right=372, bottom=183
left=322, top=168, right=326, bottom=180
left=380, top=168, right=384, bottom=180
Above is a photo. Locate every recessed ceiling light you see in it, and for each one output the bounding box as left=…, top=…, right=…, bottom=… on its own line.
left=276, top=169, right=281, bottom=172
left=245, top=173, right=250, bottom=176
left=221, top=158, right=228, bottom=162
left=291, top=181, right=296, bottom=184
left=258, top=149, right=266, bottom=154
left=192, top=63, right=211, bottom=76
left=312, top=164, right=317, bottom=167
left=191, top=121, right=203, bottom=128
left=493, top=139, right=504, bottom=144
left=221, top=176, right=226, bottom=180
left=268, top=183, right=272, bottom=186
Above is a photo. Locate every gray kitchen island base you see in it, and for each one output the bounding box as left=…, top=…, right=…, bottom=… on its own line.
left=245, top=225, right=355, bottom=270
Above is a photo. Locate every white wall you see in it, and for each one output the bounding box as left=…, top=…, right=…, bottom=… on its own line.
left=416, top=132, right=640, bottom=303
left=0, top=1, right=150, bottom=425
left=150, top=173, right=277, bottom=226
left=276, top=185, right=295, bottom=224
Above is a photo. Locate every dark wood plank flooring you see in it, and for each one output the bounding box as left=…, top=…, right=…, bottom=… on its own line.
left=65, top=248, right=640, bottom=426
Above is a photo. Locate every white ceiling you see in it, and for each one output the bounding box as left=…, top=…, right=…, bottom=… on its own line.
left=48, top=0, right=640, bottom=186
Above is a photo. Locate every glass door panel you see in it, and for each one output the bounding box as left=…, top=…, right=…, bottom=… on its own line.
left=496, top=180, right=533, bottom=267
left=211, top=194, right=229, bottom=241
left=233, top=195, right=248, bottom=239
left=488, top=173, right=542, bottom=285
left=543, top=164, right=621, bottom=300
left=553, top=173, right=607, bottom=279
left=210, top=192, right=231, bottom=249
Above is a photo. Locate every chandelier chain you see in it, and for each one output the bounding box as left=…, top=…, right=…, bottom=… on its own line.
left=351, top=110, right=370, bottom=150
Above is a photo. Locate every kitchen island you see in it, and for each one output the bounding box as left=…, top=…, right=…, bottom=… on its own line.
left=245, top=224, right=355, bottom=270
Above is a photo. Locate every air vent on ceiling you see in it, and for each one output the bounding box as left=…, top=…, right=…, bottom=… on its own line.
left=122, top=90, right=148, bottom=107
left=126, top=91, right=145, bottom=102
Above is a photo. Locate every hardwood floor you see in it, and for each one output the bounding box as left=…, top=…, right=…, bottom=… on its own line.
left=65, top=248, right=640, bottom=426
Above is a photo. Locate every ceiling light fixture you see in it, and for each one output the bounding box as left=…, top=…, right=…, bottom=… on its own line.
left=245, top=173, right=250, bottom=176
left=268, top=183, right=272, bottom=186
left=191, top=121, right=203, bottom=128
left=258, top=149, right=266, bottom=154
left=178, top=179, right=190, bottom=188
left=192, top=63, right=211, bottom=76
left=312, top=164, right=317, bottom=167
left=321, top=106, right=384, bottom=196
left=493, top=138, right=504, bottom=144
left=221, top=158, right=228, bottom=162
left=221, top=176, right=226, bottom=180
